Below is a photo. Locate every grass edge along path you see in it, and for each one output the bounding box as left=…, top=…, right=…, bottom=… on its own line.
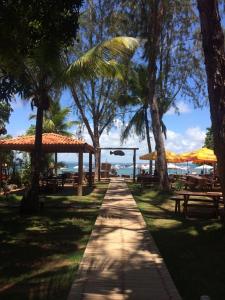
left=0, top=183, right=108, bottom=300
left=129, top=183, right=225, bottom=300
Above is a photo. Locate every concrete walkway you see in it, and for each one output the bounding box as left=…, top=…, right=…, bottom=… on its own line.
left=68, top=178, right=181, bottom=300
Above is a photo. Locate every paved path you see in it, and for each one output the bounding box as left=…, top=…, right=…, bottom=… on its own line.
left=68, top=178, right=181, bottom=300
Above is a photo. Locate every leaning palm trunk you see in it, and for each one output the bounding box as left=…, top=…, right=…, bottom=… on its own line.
left=197, top=0, right=225, bottom=217
left=21, top=106, right=44, bottom=212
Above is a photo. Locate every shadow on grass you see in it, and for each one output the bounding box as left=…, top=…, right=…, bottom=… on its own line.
left=149, top=219, right=225, bottom=300
left=129, top=183, right=225, bottom=300
left=0, top=265, right=78, bottom=300
left=0, top=183, right=108, bottom=300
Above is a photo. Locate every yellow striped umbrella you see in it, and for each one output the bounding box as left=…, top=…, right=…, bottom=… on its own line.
left=179, top=147, right=217, bottom=163
left=192, top=147, right=217, bottom=163
left=140, top=150, right=179, bottom=162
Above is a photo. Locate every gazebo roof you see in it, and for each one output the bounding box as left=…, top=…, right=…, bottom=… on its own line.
left=0, top=133, right=94, bottom=153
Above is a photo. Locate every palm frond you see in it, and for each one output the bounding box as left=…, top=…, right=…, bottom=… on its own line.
left=115, top=94, right=140, bottom=107
left=43, top=119, right=55, bottom=132
left=66, top=37, right=139, bottom=81
left=121, top=107, right=145, bottom=142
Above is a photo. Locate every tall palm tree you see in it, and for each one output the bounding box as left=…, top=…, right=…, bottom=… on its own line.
left=29, top=96, right=77, bottom=175
left=118, top=66, right=153, bottom=174
left=65, top=37, right=139, bottom=177
left=19, top=42, right=63, bottom=212
left=119, top=65, right=175, bottom=175
left=20, top=36, right=137, bottom=211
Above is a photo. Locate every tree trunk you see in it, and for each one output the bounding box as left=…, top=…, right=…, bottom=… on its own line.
left=197, top=0, right=225, bottom=216
left=150, top=96, right=169, bottom=190
left=144, top=107, right=153, bottom=174
left=21, top=106, right=43, bottom=213
left=93, top=134, right=100, bottom=180
left=146, top=0, right=170, bottom=191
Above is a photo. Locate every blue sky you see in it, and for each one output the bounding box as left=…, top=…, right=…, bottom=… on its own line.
left=6, top=1, right=219, bottom=164
left=6, top=91, right=211, bottom=164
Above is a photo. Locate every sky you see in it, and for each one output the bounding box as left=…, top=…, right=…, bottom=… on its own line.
left=6, top=1, right=220, bottom=165
left=6, top=91, right=211, bottom=164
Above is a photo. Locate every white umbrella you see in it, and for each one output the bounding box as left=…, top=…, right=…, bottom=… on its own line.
left=60, top=167, right=68, bottom=170
left=195, top=164, right=213, bottom=170
left=74, top=165, right=87, bottom=171
left=140, top=164, right=149, bottom=170
left=167, top=163, right=183, bottom=170
left=114, top=164, right=121, bottom=170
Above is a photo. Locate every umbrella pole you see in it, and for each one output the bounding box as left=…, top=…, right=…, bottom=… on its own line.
left=213, top=162, right=216, bottom=179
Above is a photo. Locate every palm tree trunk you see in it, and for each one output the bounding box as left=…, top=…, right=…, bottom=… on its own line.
left=93, top=132, right=100, bottom=180
left=146, top=0, right=170, bottom=191
left=149, top=97, right=169, bottom=190
left=144, top=107, right=153, bottom=174
left=197, top=0, right=225, bottom=217
left=21, top=105, right=43, bottom=213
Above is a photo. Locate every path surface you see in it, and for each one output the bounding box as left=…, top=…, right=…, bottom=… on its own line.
left=68, top=178, right=181, bottom=300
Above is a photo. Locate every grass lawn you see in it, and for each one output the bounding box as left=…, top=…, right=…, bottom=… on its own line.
left=0, top=183, right=108, bottom=300
left=129, top=183, right=225, bottom=300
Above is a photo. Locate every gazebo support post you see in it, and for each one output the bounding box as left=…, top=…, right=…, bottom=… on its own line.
left=54, top=152, right=58, bottom=176
left=98, top=149, right=101, bottom=182
left=88, top=153, right=93, bottom=187
left=78, top=151, right=83, bottom=196
left=133, top=149, right=136, bottom=183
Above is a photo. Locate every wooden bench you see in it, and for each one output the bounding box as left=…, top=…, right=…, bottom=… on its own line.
left=170, top=196, right=183, bottom=214
left=170, top=195, right=221, bottom=214
left=137, top=176, right=159, bottom=190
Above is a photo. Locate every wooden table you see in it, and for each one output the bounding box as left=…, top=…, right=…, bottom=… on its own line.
left=175, top=190, right=223, bottom=218
left=40, top=177, right=64, bottom=192
left=185, top=175, right=212, bottom=191
left=137, top=175, right=159, bottom=188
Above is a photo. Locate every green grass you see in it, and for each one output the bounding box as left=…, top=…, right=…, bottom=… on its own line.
left=129, top=183, right=225, bottom=300
left=0, top=183, right=108, bottom=300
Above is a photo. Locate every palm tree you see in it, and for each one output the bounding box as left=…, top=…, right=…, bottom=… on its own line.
left=118, top=66, right=153, bottom=174
left=119, top=65, right=177, bottom=175
left=19, top=42, right=63, bottom=212
left=29, top=96, right=77, bottom=175
left=65, top=37, right=139, bottom=177
left=19, top=36, right=137, bottom=212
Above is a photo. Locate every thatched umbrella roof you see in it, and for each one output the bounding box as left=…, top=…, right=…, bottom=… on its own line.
left=0, top=133, right=94, bottom=153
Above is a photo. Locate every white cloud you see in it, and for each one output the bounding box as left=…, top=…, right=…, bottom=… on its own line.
left=185, top=127, right=206, bottom=142
left=13, top=130, right=26, bottom=137
left=11, top=98, right=29, bottom=110
left=165, top=127, right=206, bottom=153
left=166, top=101, right=191, bottom=115
left=113, top=118, right=123, bottom=129
left=58, top=126, right=151, bottom=163
left=58, top=122, right=206, bottom=163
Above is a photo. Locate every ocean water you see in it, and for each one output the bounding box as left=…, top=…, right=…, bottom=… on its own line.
left=59, top=162, right=207, bottom=176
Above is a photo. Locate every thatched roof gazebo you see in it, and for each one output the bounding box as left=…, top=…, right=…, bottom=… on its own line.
left=0, top=133, right=95, bottom=195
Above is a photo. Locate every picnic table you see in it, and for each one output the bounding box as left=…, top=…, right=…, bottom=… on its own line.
left=184, top=175, right=213, bottom=191
left=40, top=176, right=65, bottom=192
left=137, top=175, right=159, bottom=188
left=171, top=190, right=223, bottom=218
